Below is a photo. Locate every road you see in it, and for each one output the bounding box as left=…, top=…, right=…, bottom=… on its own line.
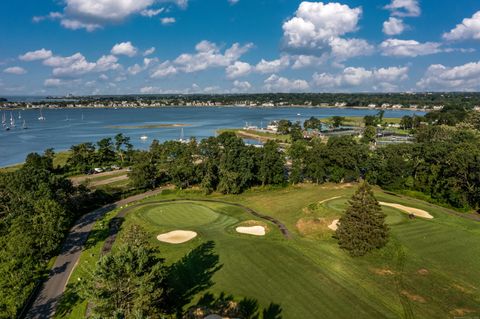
left=25, top=188, right=165, bottom=319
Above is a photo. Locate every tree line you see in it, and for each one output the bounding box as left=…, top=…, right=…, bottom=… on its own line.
left=0, top=152, right=109, bottom=318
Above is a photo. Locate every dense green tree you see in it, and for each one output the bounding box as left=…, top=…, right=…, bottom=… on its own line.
left=288, top=140, right=307, bottom=184
left=67, top=142, right=96, bottom=172
left=331, top=116, right=345, bottom=128
left=364, top=115, right=377, bottom=127
left=303, top=117, right=321, bottom=130
left=96, top=138, right=116, bottom=165
left=80, top=244, right=165, bottom=318
left=114, top=133, right=133, bottom=164
left=361, top=126, right=377, bottom=144
left=163, top=141, right=198, bottom=189
left=277, top=120, right=292, bottom=135
left=217, top=133, right=256, bottom=194
left=259, top=141, right=286, bottom=186
left=290, top=122, right=303, bottom=142
left=129, top=159, right=159, bottom=190
left=336, top=182, right=389, bottom=256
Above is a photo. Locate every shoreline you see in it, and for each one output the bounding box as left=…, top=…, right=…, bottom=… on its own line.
left=0, top=105, right=430, bottom=112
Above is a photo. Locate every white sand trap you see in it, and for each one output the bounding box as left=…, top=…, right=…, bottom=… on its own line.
left=328, top=219, right=339, bottom=231
left=318, top=196, right=342, bottom=205
left=380, top=202, right=434, bottom=219
left=236, top=226, right=266, bottom=236
left=157, top=230, right=197, bottom=244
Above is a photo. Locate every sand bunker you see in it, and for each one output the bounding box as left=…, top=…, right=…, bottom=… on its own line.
left=328, top=219, right=339, bottom=231
left=157, top=230, right=197, bottom=244
left=236, top=226, right=266, bottom=236
left=380, top=202, right=434, bottom=219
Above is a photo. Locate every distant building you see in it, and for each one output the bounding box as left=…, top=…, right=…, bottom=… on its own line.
left=433, top=105, right=444, bottom=111
left=474, top=106, right=480, bottom=112
left=368, top=104, right=377, bottom=108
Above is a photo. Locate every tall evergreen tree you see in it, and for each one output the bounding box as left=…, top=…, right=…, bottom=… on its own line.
left=335, top=182, right=388, bottom=257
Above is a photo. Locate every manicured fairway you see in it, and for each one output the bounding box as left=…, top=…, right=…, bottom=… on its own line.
left=57, top=184, right=480, bottom=319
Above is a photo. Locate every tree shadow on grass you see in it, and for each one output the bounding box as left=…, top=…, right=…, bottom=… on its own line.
left=161, top=241, right=223, bottom=317
left=186, top=292, right=283, bottom=319
left=54, top=283, right=82, bottom=318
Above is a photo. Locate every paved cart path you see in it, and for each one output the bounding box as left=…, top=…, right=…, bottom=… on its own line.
left=24, top=188, right=165, bottom=319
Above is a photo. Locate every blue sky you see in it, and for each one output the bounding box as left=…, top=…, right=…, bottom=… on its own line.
left=1, top=0, right=480, bottom=95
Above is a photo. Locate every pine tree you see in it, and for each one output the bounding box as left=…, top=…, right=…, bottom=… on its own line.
left=335, top=182, right=389, bottom=256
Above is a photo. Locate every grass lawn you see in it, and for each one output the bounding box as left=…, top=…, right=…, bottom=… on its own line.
left=326, top=116, right=402, bottom=128
left=217, top=128, right=291, bottom=143
left=0, top=150, right=71, bottom=172
left=56, top=184, right=480, bottom=319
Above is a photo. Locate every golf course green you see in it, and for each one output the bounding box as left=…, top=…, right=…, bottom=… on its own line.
left=57, top=184, right=480, bottom=319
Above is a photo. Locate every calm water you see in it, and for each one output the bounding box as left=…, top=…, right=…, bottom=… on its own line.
left=0, top=107, right=424, bottom=167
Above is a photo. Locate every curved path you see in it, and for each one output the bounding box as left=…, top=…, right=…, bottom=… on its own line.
left=24, top=188, right=165, bottom=319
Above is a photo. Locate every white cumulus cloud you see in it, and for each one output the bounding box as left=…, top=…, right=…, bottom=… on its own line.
left=151, top=61, right=178, bottom=78
left=313, top=66, right=409, bottom=91
left=417, top=61, right=480, bottom=91
left=174, top=41, right=253, bottom=73
left=233, top=80, right=251, bottom=91
left=380, top=39, right=442, bottom=57
left=384, top=0, right=420, bottom=17
left=255, top=56, right=290, bottom=74
left=3, top=66, right=27, bottom=75
left=144, top=47, right=156, bottom=56
left=383, top=17, right=405, bottom=35
left=264, top=74, right=310, bottom=92
left=111, top=42, right=138, bottom=57
left=443, top=11, right=480, bottom=41
left=19, top=49, right=53, bottom=61
left=226, top=61, right=252, bottom=79
left=282, top=2, right=371, bottom=61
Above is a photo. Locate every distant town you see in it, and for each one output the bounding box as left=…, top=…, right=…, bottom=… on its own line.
left=2, top=93, right=480, bottom=112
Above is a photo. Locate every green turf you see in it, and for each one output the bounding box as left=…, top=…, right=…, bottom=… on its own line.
left=57, top=184, right=480, bottom=319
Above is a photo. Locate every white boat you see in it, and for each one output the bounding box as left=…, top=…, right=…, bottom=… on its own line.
left=38, top=109, right=46, bottom=121
left=179, top=128, right=190, bottom=143
left=140, top=135, right=148, bottom=141
left=2, top=112, right=9, bottom=131
left=18, top=111, right=22, bottom=119
left=10, top=112, right=15, bottom=128
left=22, top=120, right=27, bottom=129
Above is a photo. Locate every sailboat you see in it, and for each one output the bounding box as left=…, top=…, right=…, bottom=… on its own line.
left=38, top=109, right=46, bottom=121
left=22, top=119, right=28, bottom=129
left=2, top=112, right=9, bottom=131
left=18, top=111, right=22, bottom=119
left=179, top=128, right=190, bottom=143
left=10, top=112, right=15, bottom=128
